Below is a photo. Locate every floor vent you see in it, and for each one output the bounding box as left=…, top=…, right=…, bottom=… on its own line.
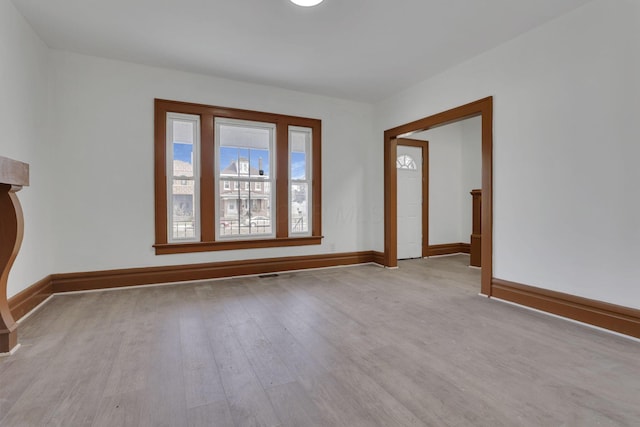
left=258, top=273, right=279, bottom=278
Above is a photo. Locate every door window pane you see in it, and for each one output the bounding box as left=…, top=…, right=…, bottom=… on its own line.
left=397, top=154, right=417, bottom=170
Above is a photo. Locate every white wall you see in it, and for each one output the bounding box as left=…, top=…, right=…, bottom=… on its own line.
left=374, top=0, right=640, bottom=309
left=428, top=128, right=462, bottom=245
left=0, top=0, right=55, bottom=298
left=413, top=117, right=481, bottom=245
left=48, top=51, right=374, bottom=274
left=414, top=125, right=463, bottom=245
left=460, top=116, right=482, bottom=240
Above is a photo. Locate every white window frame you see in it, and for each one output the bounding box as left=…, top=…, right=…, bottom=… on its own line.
left=166, top=112, right=201, bottom=243
left=288, top=126, right=312, bottom=236
left=214, top=117, right=276, bottom=240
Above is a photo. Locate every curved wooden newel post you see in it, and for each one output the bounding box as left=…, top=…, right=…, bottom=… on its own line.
left=0, top=156, right=29, bottom=355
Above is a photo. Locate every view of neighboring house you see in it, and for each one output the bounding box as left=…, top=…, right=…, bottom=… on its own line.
left=172, top=159, right=195, bottom=218
left=171, top=159, right=196, bottom=238
left=219, top=157, right=270, bottom=229
left=173, top=156, right=300, bottom=237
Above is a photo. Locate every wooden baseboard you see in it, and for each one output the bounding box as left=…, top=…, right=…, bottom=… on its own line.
left=427, top=243, right=470, bottom=257
left=8, top=275, right=53, bottom=321
left=7, top=251, right=381, bottom=320
left=492, top=279, right=640, bottom=339
left=51, top=251, right=379, bottom=293
left=371, top=251, right=385, bottom=266
left=10, top=254, right=640, bottom=341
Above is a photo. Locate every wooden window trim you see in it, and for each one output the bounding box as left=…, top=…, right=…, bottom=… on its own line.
left=154, top=99, right=322, bottom=255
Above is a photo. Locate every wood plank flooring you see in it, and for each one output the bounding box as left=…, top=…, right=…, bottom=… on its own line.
left=1, top=255, right=639, bottom=426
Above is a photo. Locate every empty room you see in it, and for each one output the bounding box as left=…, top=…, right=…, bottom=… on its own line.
left=1, top=0, right=639, bottom=426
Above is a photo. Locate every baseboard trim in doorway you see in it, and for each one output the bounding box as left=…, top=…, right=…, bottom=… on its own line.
left=491, top=279, right=640, bottom=339
left=427, top=243, right=470, bottom=257
left=372, top=251, right=385, bottom=266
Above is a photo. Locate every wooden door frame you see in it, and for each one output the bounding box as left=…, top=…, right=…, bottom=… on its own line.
left=396, top=138, right=429, bottom=258
left=384, top=96, right=493, bottom=296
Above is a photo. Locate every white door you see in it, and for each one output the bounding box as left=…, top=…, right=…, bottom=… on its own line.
left=397, top=145, right=423, bottom=259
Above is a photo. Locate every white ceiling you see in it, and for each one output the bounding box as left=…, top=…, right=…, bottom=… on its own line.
left=11, top=0, right=592, bottom=103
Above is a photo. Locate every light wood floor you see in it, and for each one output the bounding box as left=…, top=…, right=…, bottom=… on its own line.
left=1, top=255, right=639, bottom=426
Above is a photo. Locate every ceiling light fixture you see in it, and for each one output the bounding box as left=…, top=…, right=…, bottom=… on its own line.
left=290, top=0, right=324, bottom=6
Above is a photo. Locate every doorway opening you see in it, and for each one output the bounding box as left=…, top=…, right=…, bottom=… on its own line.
left=384, top=97, right=493, bottom=296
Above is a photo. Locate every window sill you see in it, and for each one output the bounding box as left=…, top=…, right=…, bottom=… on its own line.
left=154, top=236, right=323, bottom=255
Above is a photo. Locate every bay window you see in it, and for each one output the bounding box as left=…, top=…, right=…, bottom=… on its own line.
left=154, top=99, right=321, bottom=254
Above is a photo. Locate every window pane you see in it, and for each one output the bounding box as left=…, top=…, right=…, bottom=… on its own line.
left=219, top=124, right=270, bottom=179
left=289, top=126, right=311, bottom=235
left=173, top=150, right=193, bottom=177
left=168, top=114, right=199, bottom=242
left=219, top=147, right=269, bottom=179
left=219, top=179, right=272, bottom=236
left=291, top=182, right=309, bottom=233
left=216, top=118, right=275, bottom=239
left=173, top=121, right=194, bottom=177
left=172, top=182, right=195, bottom=239
left=290, top=130, right=308, bottom=180
left=173, top=120, right=194, bottom=144
left=172, top=120, right=195, bottom=177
